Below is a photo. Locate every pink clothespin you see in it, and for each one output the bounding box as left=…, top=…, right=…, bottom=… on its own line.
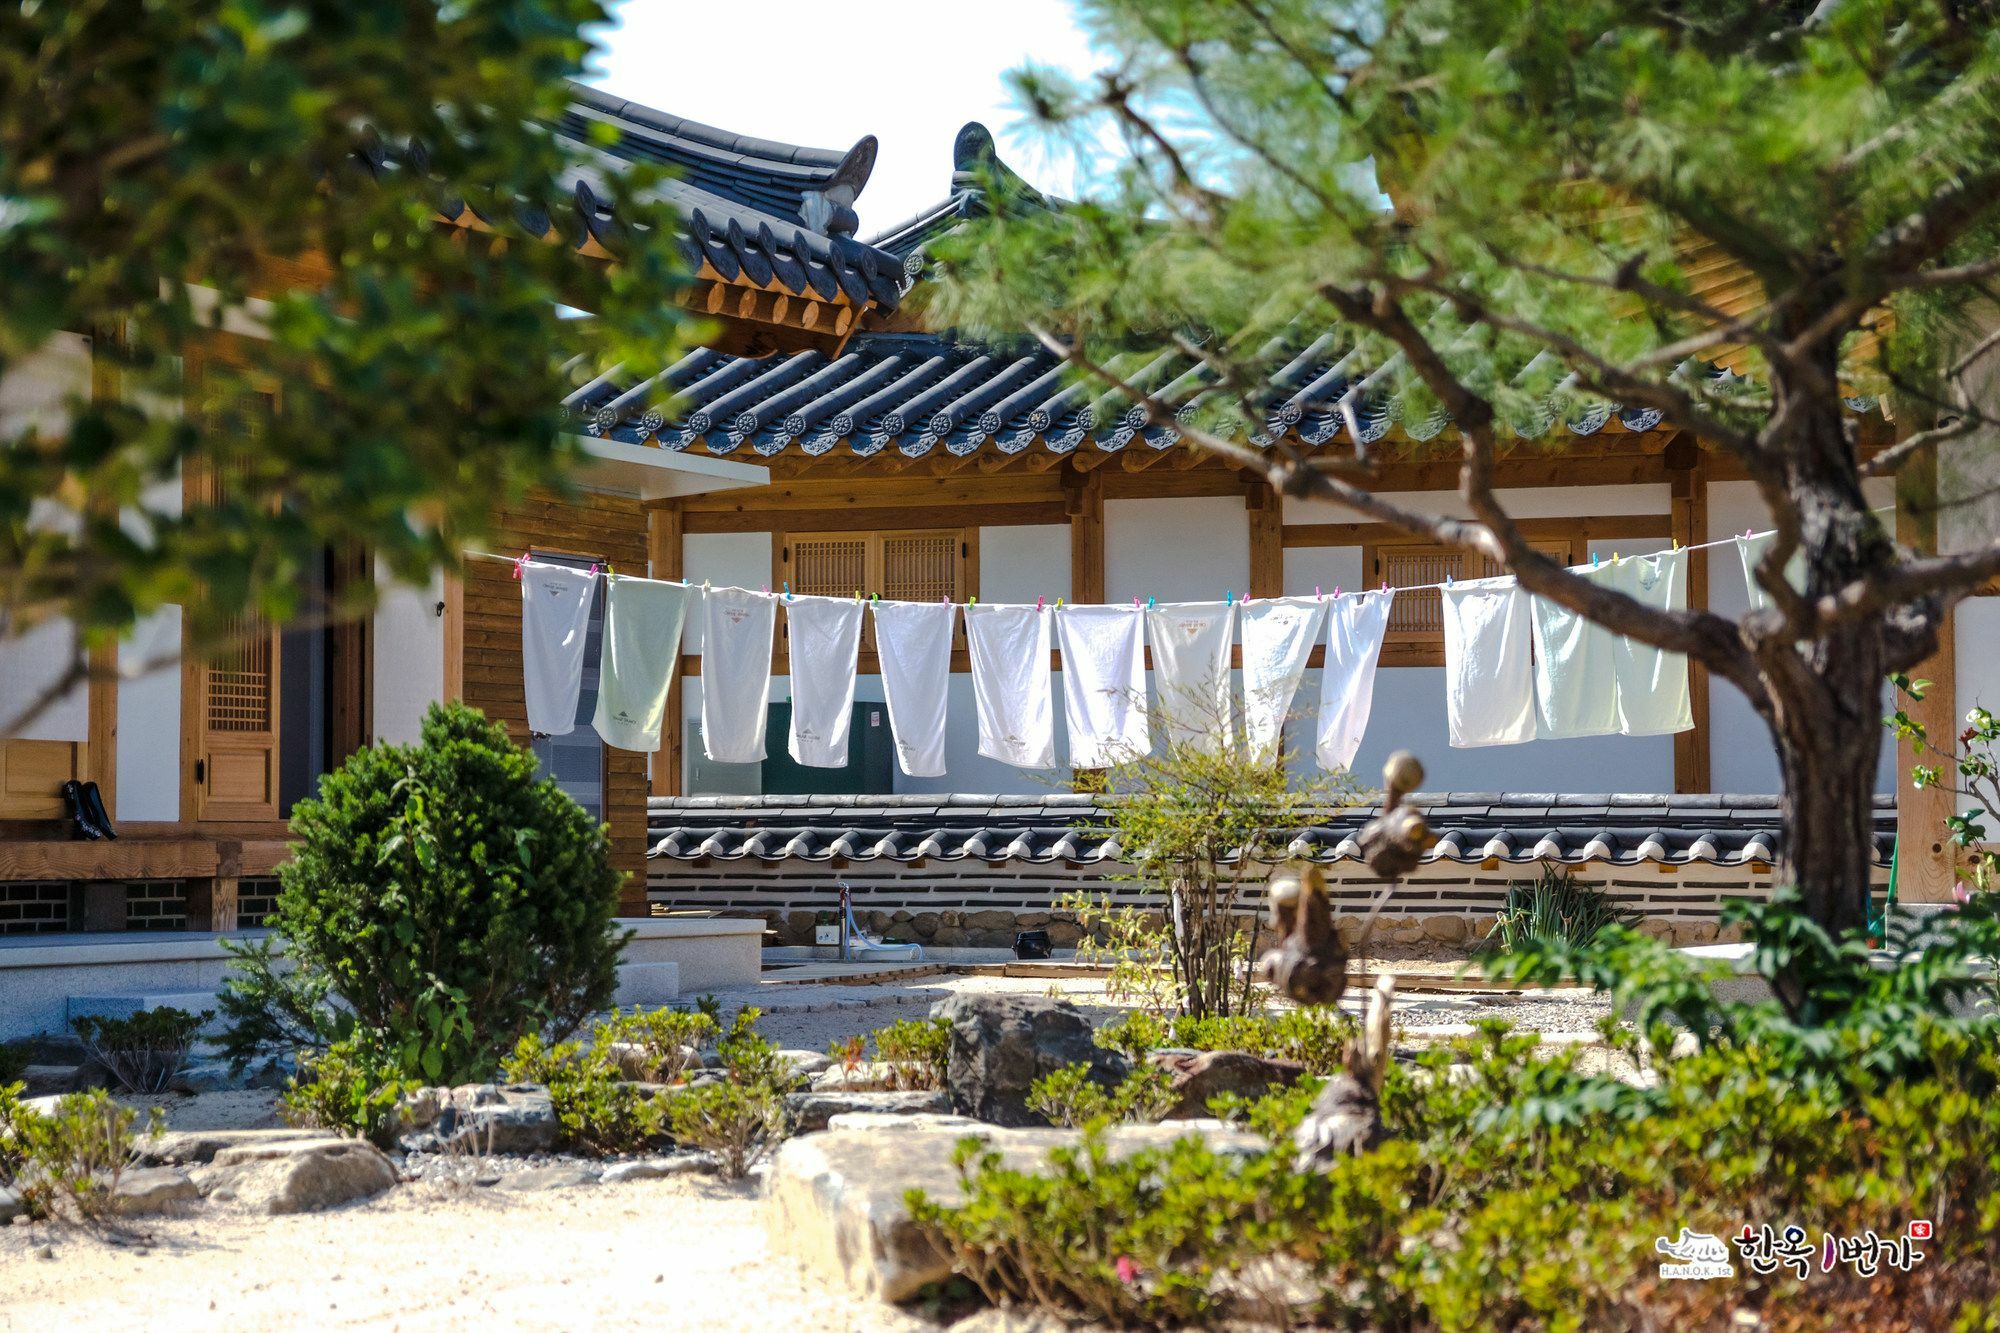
left=1036, top=595, right=1044, bottom=611
left=1333, top=585, right=1342, bottom=599
left=1380, top=581, right=1389, bottom=593
left=588, top=563, right=600, bottom=578
left=1315, top=585, right=1322, bottom=600
left=761, top=583, right=770, bottom=594
left=1133, top=597, right=1141, bottom=608
left=511, top=554, right=526, bottom=581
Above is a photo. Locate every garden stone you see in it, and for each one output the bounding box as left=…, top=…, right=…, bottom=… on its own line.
left=825, top=1111, right=980, bottom=1132
left=601, top=1154, right=712, bottom=1183
left=18, top=1065, right=86, bottom=1097
left=137, top=1128, right=320, bottom=1167
left=199, top=1137, right=398, bottom=1214
left=784, top=1089, right=951, bottom=1134
left=413, top=1084, right=557, bottom=1155
left=108, top=1167, right=199, bottom=1217
left=930, top=994, right=1128, bottom=1127
left=767, top=1121, right=1263, bottom=1302
left=1149, top=1051, right=1307, bottom=1119
left=775, top=1049, right=832, bottom=1077
left=494, top=1164, right=598, bottom=1192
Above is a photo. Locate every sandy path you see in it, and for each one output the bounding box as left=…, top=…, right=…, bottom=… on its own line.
left=0, top=1174, right=932, bottom=1333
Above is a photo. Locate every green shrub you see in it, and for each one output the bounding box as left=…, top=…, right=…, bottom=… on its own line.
left=213, top=932, right=344, bottom=1070
left=871, top=1017, right=951, bottom=1090
left=1481, top=863, right=1636, bottom=956
left=1027, top=1062, right=1177, bottom=1128
left=666, top=1081, right=784, bottom=1180
left=595, top=1006, right=717, bottom=1086
left=1093, top=1008, right=1357, bottom=1075
left=279, top=1037, right=413, bottom=1148
left=712, top=1008, right=793, bottom=1090
left=0, top=1084, right=161, bottom=1221
left=223, top=702, right=626, bottom=1086
left=913, top=896, right=2000, bottom=1326
left=501, top=1032, right=666, bottom=1156
left=71, top=1005, right=213, bottom=1094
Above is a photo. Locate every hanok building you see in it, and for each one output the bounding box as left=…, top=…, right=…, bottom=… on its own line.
left=0, top=85, right=1978, bottom=1034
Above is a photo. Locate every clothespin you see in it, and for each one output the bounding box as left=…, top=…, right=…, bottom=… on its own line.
left=761, top=583, right=770, bottom=594
left=511, top=554, right=526, bottom=581
left=855, top=589, right=861, bottom=602
left=969, top=596, right=978, bottom=606
left=587, top=563, right=600, bottom=579
left=1146, top=596, right=1155, bottom=609
left=1612, top=551, right=1620, bottom=565
left=1744, top=528, right=1753, bottom=539
left=1445, top=573, right=1453, bottom=587
left=783, top=581, right=792, bottom=601
left=1591, top=551, right=1599, bottom=568
left=701, top=579, right=711, bottom=591
left=1036, top=595, right=1044, bottom=611
left=1226, top=590, right=1234, bottom=606
left=1333, top=585, right=1342, bottom=599
left=1056, top=597, right=1065, bottom=609
left=1133, top=597, right=1140, bottom=608
left=1315, top=585, right=1322, bottom=601
left=1380, top=580, right=1388, bottom=593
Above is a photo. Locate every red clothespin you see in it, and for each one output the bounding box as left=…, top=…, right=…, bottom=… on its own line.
left=511, top=555, right=525, bottom=581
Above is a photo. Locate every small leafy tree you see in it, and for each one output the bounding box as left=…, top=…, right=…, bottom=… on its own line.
left=0, top=2, right=689, bottom=729
left=223, top=701, right=625, bottom=1085
left=1075, top=699, right=1362, bottom=1018
left=1889, top=672, right=2000, bottom=893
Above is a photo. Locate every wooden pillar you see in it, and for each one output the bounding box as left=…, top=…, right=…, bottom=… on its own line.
left=186, top=841, right=241, bottom=933
left=1062, top=465, right=1106, bottom=790
left=440, top=571, right=464, bottom=706
left=1896, top=451, right=1959, bottom=903
left=1669, top=447, right=1711, bottom=793
left=648, top=502, right=685, bottom=798
left=1063, top=463, right=1105, bottom=604
left=1245, top=473, right=1283, bottom=599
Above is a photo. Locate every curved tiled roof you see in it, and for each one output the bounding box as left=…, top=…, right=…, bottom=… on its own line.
left=647, top=792, right=1895, bottom=871
left=388, top=83, right=907, bottom=312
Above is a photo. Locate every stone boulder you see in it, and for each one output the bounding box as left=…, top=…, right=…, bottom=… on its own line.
left=136, top=1128, right=321, bottom=1167
left=930, top=994, right=1128, bottom=1127
left=108, top=1167, right=199, bottom=1217
left=767, top=1121, right=1263, bottom=1302
left=396, top=1084, right=557, bottom=1155
left=197, top=1137, right=397, bottom=1214
left=809, top=1061, right=921, bottom=1094
left=1149, top=1051, right=1308, bottom=1119
left=784, top=1089, right=951, bottom=1134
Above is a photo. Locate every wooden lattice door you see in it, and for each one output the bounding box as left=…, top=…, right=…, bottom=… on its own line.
left=184, top=417, right=282, bottom=822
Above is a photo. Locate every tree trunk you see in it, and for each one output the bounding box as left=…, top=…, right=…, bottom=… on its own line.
left=1767, top=643, right=1882, bottom=936
left=1758, top=408, right=1897, bottom=937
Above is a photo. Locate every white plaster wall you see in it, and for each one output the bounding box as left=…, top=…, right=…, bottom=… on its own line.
left=1105, top=497, right=1248, bottom=603
left=116, top=606, right=182, bottom=822
left=682, top=532, right=772, bottom=653
left=1956, top=598, right=2000, bottom=818
left=372, top=564, right=445, bottom=746
left=1283, top=483, right=1673, bottom=525
left=980, top=524, right=1069, bottom=603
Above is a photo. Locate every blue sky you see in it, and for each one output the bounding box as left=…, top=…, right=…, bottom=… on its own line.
left=586, top=0, right=1106, bottom=235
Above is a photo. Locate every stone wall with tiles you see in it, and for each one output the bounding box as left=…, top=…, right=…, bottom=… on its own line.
left=647, top=857, right=1885, bottom=952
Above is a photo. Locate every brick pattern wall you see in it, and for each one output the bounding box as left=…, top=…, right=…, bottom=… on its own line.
left=125, top=880, right=189, bottom=931
left=0, top=882, right=69, bottom=935
left=237, top=878, right=281, bottom=929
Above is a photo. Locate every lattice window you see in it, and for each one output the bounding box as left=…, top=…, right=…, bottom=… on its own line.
left=1366, top=536, right=1578, bottom=664
left=779, top=528, right=972, bottom=656
left=207, top=618, right=273, bottom=731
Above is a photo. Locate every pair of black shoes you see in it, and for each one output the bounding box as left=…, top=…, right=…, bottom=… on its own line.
left=62, top=780, right=116, bottom=840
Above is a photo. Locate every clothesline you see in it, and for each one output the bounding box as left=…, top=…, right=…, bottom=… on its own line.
left=463, top=522, right=1794, bottom=605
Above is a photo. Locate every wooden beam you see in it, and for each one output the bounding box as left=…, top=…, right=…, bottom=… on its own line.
left=441, top=571, right=465, bottom=706
left=1065, top=464, right=1105, bottom=605
left=682, top=471, right=1062, bottom=513
left=1897, top=446, right=1959, bottom=903
left=650, top=503, right=686, bottom=798
left=1671, top=459, right=1711, bottom=793
left=686, top=502, right=1066, bottom=535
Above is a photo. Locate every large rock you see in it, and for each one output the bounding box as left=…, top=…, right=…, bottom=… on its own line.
left=108, top=1167, right=199, bottom=1217
left=930, top=994, right=1127, bottom=1127
left=198, top=1137, right=397, bottom=1214
left=136, top=1128, right=321, bottom=1167
left=1150, top=1050, right=1308, bottom=1119
left=398, top=1084, right=557, bottom=1155
left=785, top=1089, right=951, bottom=1134
left=767, top=1122, right=1263, bottom=1302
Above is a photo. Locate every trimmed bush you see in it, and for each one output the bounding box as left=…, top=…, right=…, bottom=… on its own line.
left=280, top=1038, right=413, bottom=1148
left=224, top=702, right=625, bottom=1086
left=0, top=1084, right=161, bottom=1220
left=72, top=1005, right=212, bottom=1094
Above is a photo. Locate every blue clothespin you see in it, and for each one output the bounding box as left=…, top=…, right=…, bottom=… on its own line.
left=1226, top=590, right=1234, bottom=606
left=1146, top=596, right=1155, bottom=610
left=783, top=581, right=793, bottom=600
left=1591, top=552, right=1599, bottom=569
